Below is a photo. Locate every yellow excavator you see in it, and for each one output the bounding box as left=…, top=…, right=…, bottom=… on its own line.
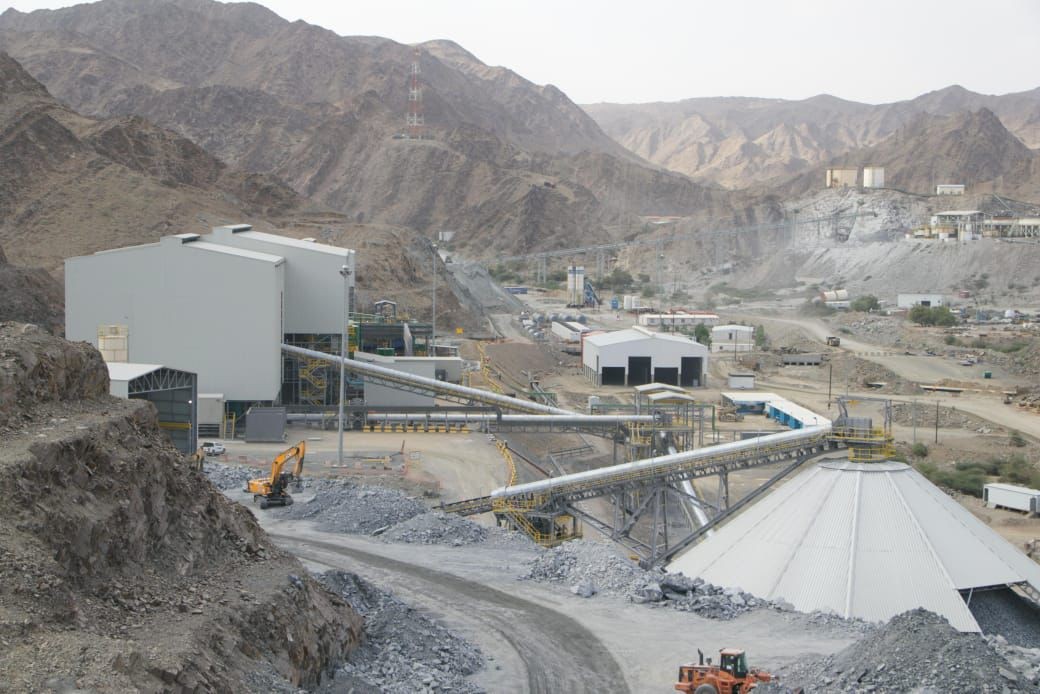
left=245, top=441, right=306, bottom=509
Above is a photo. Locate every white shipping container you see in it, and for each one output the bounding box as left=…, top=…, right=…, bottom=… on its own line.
left=984, top=483, right=1039, bottom=514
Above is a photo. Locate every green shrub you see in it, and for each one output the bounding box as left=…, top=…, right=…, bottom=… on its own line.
left=909, top=305, right=958, bottom=326
left=943, top=335, right=958, bottom=346
left=1009, top=431, right=1027, bottom=448
left=694, top=323, right=711, bottom=347
left=753, top=325, right=767, bottom=349
left=910, top=442, right=928, bottom=458
left=918, top=462, right=985, bottom=497
left=850, top=295, right=880, bottom=312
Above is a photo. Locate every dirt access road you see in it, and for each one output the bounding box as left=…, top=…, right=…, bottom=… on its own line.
left=260, top=522, right=862, bottom=693
left=740, top=312, right=1040, bottom=438
left=270, top=528, right=625, bottom=693
left=743, top=313, right=1014, bottom=385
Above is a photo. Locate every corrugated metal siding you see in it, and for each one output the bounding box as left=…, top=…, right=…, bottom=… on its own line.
left=669, top=461, right=1039, bottom=631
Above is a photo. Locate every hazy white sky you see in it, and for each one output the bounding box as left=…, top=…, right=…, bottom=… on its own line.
left=5, top=0, right=1040, bottom=104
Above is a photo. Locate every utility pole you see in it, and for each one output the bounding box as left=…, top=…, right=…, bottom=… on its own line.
left=934, top=400, right=940, bottom=444
left=827, top=363, right=833, bottom=408
left=431, top=242, right=438, bottom=357
left=338, top=264, right=352, bottom=467
left=912, top=399, right=917, bottom=443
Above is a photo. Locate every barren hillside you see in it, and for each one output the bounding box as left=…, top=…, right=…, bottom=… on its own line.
left=0, top=323, right=362, bottom=691
left=585, top=85, right=1040, bottom=190
left=776, top=108, right=1040, bottom=200
left=0, top=0, right=760, bottom=259
left=0, top=50, right=313, bottom=273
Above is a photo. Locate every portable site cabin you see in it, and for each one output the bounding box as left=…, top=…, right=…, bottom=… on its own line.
left=984, top=483, right=1039, bottom=515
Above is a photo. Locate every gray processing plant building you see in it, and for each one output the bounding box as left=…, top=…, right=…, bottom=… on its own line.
left=65, top=225, right=357, bottom=422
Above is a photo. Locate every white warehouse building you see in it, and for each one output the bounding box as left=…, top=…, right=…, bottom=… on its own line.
left=711, top=324, right=755, bottom=353
left=66, top=225, right=356, bottom=415
left=897, top=293, right=945, bottom=309
left=582, top=327, right=708, bottom=387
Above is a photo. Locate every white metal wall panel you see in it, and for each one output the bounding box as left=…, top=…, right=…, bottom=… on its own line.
left=206, top=226, right=355, bottom=335
left=66, top=239, right=284, bottom=402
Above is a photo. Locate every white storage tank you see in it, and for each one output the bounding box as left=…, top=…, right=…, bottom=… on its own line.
left=984, top=483, right=1039, bottom=515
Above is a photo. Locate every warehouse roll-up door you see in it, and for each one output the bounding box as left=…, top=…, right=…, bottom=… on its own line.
left=628, top=356, right=651, bottom=386
left=681, top=357, right=703, bottom=387
left=601, top=367, right=626, bottom=386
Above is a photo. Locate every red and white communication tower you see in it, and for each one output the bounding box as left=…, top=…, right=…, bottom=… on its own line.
left=406, top=47, right=425, bottom=139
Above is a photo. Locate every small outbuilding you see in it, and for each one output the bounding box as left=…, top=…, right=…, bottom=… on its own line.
left=582, top=327, right=708, bottom=387
left=711, top=325, right=754, bottom=353
left=897, top=294, right=945, bottom=309
left=984, top=483, right=1039, bottom=516
left=727, top=372, right=756, bottom=390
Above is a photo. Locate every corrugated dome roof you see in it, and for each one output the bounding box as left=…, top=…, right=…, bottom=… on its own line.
left=668, top=460, right=1040, bottom=631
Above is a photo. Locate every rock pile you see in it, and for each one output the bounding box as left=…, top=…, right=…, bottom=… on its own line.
left=318, top=571, right=485, bottom=694
left=523, top=540, right=767, bottom=620
left=988, top=635, right=1040, bottom=689
left=204, top=461, right=255, bottom=491
left=272, top=478, right=427, bottom=534
left=380, top=511, right=489, bottom=546
left=759, top=609, right=1039, bottom=693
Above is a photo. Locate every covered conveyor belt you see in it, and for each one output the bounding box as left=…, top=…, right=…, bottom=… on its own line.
left=282, top=344, right=574, bottom=415
left=442, top=424, right=833, bottom=516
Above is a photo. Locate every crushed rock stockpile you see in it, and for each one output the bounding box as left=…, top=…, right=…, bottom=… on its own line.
left=380, top=511, right=490, bottom=546
left=525, top=540, right=789, bottom=620
left=759, top=609, right=1039, bottom=693
left=271, top=478, right=428, bottom=533
left=252, top=472, right=531, bottom=548
left=0, top=323, right=362, bottom=692
left=317, top=571, right=485, bottom=694
left=204, top=460, right=257, bottom=490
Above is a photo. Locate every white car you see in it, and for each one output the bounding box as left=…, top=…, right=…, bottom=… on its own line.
left=201, top=442, right=226, bottom=456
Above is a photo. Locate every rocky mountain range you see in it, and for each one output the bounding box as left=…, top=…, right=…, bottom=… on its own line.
left=0, top=49, right=493, bottom=333
left=0, top=0, right=765, bottom=262
left=585, top=86, right=1040, bottom=193
left=775, top=107, right=1040, bottom=200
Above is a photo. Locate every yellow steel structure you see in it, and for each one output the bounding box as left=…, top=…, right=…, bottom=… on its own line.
left=491, top=441, right=579, bottom=546
left=298, top=357, right=329, bottom=406
left=830, top=426, right=895, bottom=462
left=476, top=342, right=504, bottom=394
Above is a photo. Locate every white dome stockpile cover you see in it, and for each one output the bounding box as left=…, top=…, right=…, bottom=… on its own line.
left=668, top=461, right=1040, bottom=632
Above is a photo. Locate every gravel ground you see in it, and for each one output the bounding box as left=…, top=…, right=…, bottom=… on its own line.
left=270, top=478, right=428, bottom=534
left=758, top=609, right=1040, bottom=693
left=316, top=570, right=485, bottom=694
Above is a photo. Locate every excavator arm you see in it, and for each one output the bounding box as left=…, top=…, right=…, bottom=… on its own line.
left=246, top=441, right=306, bottom=509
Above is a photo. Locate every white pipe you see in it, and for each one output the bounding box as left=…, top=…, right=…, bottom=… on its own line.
left=285, top=412, right=654, bottom=425
left=490, top=424, right=830, bottom=499
left=282, top=344, right=574, bottom=415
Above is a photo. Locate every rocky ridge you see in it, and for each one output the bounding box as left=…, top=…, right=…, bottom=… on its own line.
left=0, top=323, right=362, bottom=691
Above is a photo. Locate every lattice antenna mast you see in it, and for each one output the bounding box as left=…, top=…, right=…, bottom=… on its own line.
left=406, top=47, right=425, bottom=139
